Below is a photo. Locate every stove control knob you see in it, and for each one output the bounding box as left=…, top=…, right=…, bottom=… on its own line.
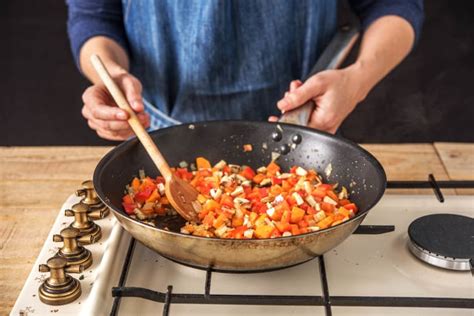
left=76, top=180, right=109, bottom=219
left=65, top=203, right=102, bottom=244
left=38, top=257, right=83, bottom=305
left=76, top=180, right=100, bottom=205
left=53, top=227, right=93, bottom=269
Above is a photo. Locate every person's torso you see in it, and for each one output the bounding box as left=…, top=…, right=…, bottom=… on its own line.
left=122, top=0, right=337, bottom=128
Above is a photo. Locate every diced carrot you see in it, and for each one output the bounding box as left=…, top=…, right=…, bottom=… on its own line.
left=266, top=161, right=281, bottom=176
left=270, top=184, right=283, bottom=195
left=243, top=144, right=253, bottom=152
left=326, top=190, right=339, bottom=202
left=321, top=202, right=335, bottom=213
left=281, top=209, right=291, bottom=224
left=232, top=215, right=244, bottom=227
left=334, top=213, right=346, bottom=222
left=196, top=157, right=211, bottom=169
left=281, top=180, right=292, bottom=191
left=255, top=214, right=268, bottom=227
left=131, top=177, right=141, bottom=192
left=291, top=224, right=300, bottom=235
left=275, top=221, right=291, bottom=233
left=298, top=220, right=309, bottom=229
left=317, top=215, right=334, bottom=229
left=249, top=212, right=258, bottom=224
left=220, top=194, right=234, bottom=208
left=202, top=212, right=215, bottom=226
left=306, top=207, right=316, bottom=215
left=252, top=173, right=266, bottom=184
left=337, top=207, right=350, bottom=217
left=197, top=194, right=208, bottom=204
left=146, top=189, right=160, bottom=203
left=213, top=213, right=227, bottom=229
left=203, top=199, right=220, bottom=212
left=228, top=226, right=247, bottom=238
left=311, top=189, right=326, bottom=199
left=290, top=206, right=305, bottom=224
left=255, top=225, right=274, bottom=238
left=268, top=208, right=283, bottom=221
left=318, top=184, right=333, bottom=191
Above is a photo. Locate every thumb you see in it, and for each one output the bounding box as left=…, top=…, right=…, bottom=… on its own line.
left=277, top=77, right=324, bottom=112
left=120, top=75, right=144, bottom=113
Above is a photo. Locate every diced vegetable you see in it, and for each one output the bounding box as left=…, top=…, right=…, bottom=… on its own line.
left=122, top=157, right=359, bottom=239
left=196, top=157, right=211, bottom=170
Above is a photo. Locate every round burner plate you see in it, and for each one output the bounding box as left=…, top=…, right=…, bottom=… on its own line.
left=408, top=214, right=473, bottom=271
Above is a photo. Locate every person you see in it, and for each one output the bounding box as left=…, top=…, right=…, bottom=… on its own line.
left=67, top=0, right=423, bottom=140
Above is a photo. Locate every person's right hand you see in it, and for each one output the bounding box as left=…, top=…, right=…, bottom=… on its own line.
left=81, top=70, right=150, bottom=141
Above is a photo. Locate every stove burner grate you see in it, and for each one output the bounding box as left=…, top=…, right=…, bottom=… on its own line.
left=408, top=214, right=473, bottom=271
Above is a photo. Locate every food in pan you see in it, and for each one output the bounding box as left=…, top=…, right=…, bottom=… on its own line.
left=122, top=157, right=359, bottom=239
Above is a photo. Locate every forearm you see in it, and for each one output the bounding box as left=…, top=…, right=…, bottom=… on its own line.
left=79, top=36, right=130, bottom=84
left=348, top=15, right=415, bottom=101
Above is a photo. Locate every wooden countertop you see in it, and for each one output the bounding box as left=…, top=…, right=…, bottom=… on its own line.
left=1, top=143, right=473, bottom=315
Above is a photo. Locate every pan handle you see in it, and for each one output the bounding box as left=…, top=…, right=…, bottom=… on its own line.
left=278, top=24, right=360, bottom=126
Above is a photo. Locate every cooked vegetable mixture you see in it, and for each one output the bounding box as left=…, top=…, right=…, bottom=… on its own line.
left=122, top=157, right=358, bottom=239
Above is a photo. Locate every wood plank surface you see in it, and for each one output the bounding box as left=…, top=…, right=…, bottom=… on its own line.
left=0, top=144, right=469, bottom=315
left=0, top=147, right=110, bottom=316
left=434, top=142, right=474, bottom=195
left=362, top=144, right=455, bottom=195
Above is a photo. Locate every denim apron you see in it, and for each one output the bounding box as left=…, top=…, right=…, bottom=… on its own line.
left=121, top=0, right=337, bottom=129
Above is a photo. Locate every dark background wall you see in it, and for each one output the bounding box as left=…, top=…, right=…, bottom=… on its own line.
left=1, top=1, right=473, bottom=146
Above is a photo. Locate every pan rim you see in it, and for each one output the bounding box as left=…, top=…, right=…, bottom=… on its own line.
left=93, top=120, right=387, bottom=242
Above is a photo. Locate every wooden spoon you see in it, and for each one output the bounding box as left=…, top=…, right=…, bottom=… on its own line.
left=90, top=54, right=199, bottom=222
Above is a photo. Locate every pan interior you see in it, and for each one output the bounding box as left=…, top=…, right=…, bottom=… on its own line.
left=94, top=121, right=386, bottom=234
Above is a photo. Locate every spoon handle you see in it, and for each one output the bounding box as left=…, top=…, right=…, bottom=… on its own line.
left=90, top=54, right=172, bottom=180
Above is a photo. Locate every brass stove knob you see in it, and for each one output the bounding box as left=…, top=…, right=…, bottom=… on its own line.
left=76, top=180, right=100, bottom=205
left=76, top=180, right=109, bottom=219
left=65, top=203, right=102, bottom=244
left=38, top=257, right=83, bottom=305
left=53, top=227, right=93, bottom=269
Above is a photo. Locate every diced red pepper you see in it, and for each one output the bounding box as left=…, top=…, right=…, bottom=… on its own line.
left=241, top=166, right=256, bottom=180
left=122, top=203, right=136, bottom=215
left=134, top=186, right=154, bottom=203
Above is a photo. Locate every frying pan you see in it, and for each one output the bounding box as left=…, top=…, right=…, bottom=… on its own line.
left=93, top=23, right=387, bottom=272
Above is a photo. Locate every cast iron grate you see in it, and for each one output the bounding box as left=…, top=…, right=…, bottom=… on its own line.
left=110, top=177, right=474, bottom=316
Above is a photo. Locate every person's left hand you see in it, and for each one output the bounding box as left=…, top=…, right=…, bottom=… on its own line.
left=269, top=66, right=367, bottom=134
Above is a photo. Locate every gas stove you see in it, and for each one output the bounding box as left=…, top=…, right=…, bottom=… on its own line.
left=10, top=179, right=474, bottom=316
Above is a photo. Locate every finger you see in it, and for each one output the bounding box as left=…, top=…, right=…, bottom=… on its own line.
left=307, top=107, right=339, bottom=134
left=268, top=116, right=279, bottom=122
left=86, top=102, right=129, bottom=120
left=83, top=87, right=129, bottom=120
left=119, top=76, right=144, bottom=112
left=140, top=112, right=151, bottom=129
left=277, top=77, right=324, bottom=112
left=96, top=128, right=134, bottom=141
left=289, top=80, right=303, bottom=92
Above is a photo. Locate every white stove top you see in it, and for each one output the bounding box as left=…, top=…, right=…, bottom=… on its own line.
left=11, top=195, right=474, bottom=316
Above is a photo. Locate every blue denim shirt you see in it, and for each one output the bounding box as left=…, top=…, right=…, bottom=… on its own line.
left=67, top=0, right=424, bottom=129
left=124, top=0, right=337, bottom=128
